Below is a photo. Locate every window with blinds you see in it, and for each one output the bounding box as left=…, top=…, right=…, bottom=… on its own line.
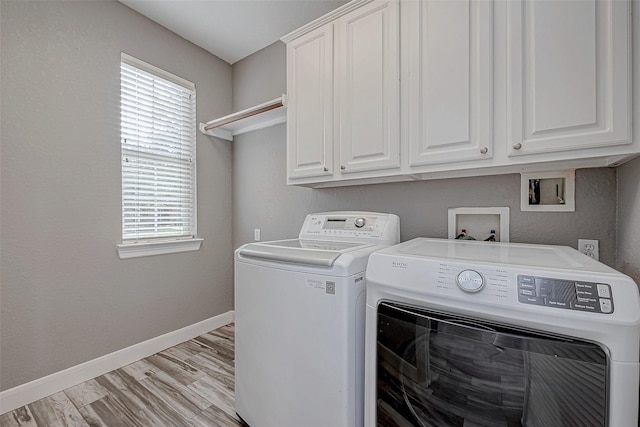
left=120, top=53, right=196, bottom=242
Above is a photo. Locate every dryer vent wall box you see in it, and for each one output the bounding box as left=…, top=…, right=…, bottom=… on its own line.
left=521, top=170, right=576, bottom=212
left=234, top=211, right=400, bottom=427
left=364, top=238, right=640, bottom=427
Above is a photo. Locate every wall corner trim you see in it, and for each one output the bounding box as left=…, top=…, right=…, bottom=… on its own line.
left=0, top=310, right=235, bottom=415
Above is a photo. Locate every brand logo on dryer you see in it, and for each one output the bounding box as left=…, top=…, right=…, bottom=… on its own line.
left=392, top=260, right=409, bottom=269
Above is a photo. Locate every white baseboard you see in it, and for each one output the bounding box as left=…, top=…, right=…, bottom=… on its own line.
left=0, top=310, right=234, bottom=415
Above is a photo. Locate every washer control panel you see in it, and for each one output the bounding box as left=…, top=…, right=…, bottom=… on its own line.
left=518, top=275, right=614, bottom=314
left=322, top=216, right=374, bottom=232
left=301, top=213, right=388, bottom=239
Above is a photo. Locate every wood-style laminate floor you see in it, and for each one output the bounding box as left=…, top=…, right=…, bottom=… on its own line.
left=0, top=324, right=246, bottom=427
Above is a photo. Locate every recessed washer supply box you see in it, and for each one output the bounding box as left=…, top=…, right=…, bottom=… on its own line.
left=448, top=207, right=509, bottom=242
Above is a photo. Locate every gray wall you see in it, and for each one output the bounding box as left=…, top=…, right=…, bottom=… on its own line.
left=1, top=1, right=233, bottom=391
left=232, top=42, right=619, bottom=267
left=617, top=8, right=640, bottom=284
left=233, top=40, right=286, bottom=112
left=617, top=153, right=640, bottom=284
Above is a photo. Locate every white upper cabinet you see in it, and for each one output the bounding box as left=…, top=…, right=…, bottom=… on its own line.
left=336, top=0, right=400, bottom=174
left=286, top=24, right=334, bottom=179
left=283, top=0, right=400, bottom=185
left=405, top=0, right=494, bottom=166
left=283, top=0, right=636, bottom=188
left=506, top=0, right=631, bottom=157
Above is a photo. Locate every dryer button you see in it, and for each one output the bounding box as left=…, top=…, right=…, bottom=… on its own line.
left=519, top=289, right=536, bottom=297
left=456, top=270, right=484, bottom=293
left=599, top=299, right=612, bottom=313
left=597, top=284, right=611, bottom=298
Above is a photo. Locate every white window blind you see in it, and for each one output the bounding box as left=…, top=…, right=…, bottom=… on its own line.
left=120, top=54, right=196, bottom=242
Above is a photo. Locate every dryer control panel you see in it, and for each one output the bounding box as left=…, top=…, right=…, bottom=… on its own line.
left=518, top=275, right=614, bottom=314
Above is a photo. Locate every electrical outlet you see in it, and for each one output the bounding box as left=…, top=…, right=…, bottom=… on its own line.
left=254, top=228, right=261, bottom=241
left=578, top=239, right=599, bottom=261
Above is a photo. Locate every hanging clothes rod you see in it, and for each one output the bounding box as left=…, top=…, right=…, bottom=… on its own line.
left=202, top=95, right=286, bottom=131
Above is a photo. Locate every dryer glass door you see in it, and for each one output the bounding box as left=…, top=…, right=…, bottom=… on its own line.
left=375, top=302, right=609, bottom=427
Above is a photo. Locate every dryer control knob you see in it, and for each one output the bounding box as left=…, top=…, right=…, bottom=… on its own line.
left=354, top=218, right=366, bottom=228
left=456, top=270, right=485, bottom=293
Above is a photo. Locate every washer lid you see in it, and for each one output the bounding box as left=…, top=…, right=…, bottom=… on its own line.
left=238, top=239, right=371, bottom=267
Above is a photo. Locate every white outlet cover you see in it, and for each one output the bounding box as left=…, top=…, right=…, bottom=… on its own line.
left=578, top=239, right=599, bottom=261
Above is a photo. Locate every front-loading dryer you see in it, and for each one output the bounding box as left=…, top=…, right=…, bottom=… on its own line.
left=365, top=238, right=640, bottom=426
left=235, top=211, right=400, bottom=427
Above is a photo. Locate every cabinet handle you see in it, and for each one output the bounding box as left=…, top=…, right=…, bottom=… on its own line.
left=480, top=147, right=488, bottom=155
left=323, top=167, right=328, bottom=172
left=340, top=165, right=346, bottom=170
left=513, top=143, right=523, bottom=150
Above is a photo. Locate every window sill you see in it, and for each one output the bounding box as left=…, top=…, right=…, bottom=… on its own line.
left=116, top=238, right=203, bottom=259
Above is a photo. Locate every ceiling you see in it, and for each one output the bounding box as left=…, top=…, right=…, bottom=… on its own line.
left=119, top=0, right=348, bottom=64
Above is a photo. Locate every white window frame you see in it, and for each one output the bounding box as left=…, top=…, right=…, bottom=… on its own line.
left=117, top=53, right=202, bottom=259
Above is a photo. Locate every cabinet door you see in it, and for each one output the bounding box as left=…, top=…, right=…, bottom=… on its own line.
left=336, top=0, right=400, bottom=174
left=507, top=0, right=631, bottom=157
left=407, top=0, right=493, bottom=166
left=286, top=24, right=334, bottom=179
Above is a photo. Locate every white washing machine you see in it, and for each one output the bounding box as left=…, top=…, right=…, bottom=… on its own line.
left=364, top=238, right=640, bottom=427
left=235, top=211, right=400, bottom=427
